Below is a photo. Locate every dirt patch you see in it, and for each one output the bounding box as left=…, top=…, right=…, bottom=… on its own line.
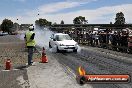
left=0, top=35, right=41, bottom=69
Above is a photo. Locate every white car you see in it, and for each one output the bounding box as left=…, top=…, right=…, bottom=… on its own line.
left=49, top=33, right=78, bottom=52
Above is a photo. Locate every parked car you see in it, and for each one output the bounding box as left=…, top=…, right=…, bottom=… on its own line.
left=0, top=32, right=8, bottom=36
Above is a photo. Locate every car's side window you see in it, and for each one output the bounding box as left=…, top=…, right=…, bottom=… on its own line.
left=55, top=35, right=59, bottom=41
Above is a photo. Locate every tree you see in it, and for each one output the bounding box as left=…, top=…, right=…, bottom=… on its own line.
left=73, top=16, right=88, bottom=24
left=35, top=18, right=52, bottom=27
left=0, top=25, right=1, bottom=31
left=73, top=16, right=88, bottom=33
left=114, top=12, right=125, bottom=24
left=60, top=20, right=64, bottom=24
left=1, top=19, right=13, bottom=34
left=13, top=22, right=19, bottom=31
left=60, top=20, right=65, bottom=33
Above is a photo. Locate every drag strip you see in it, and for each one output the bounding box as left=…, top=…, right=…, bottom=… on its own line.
left=48, top=47, right=132, bottom=88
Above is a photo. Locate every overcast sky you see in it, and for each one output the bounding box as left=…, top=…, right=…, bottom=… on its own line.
left=0, top=0, right=132, bottom=24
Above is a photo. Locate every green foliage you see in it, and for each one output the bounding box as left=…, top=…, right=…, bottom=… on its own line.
left=13, top=22, right=19, bottom=31
left=114, top=12, right=125, bottom=24
left=35, top=18, right=52, bottom=27
left=1, top=19, right=13, bottom=33
left=73, top=16, right=88, bottom=24
left=60, top=20, right=64, bottom=24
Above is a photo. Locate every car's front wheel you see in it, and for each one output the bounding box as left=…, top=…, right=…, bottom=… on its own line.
left=57, top=46, right=60, bottom=53
left=49, top=42, right=52, bottom=48
left=73, top=49, right=77, bottom=52
left=127, top=47, right=132, bottom=54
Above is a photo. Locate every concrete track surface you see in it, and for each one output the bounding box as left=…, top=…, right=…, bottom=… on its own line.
left=48, top=46, right=132, bottom=88
left=0, top=35, right=132, bottom=88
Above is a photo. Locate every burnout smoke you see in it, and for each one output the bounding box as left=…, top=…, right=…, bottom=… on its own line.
left=35, top=26, right=81, bottom=53
left=18, top=26, right=81, bottom=53
left=34, top=27, right=53, bottom=50
left=77, top=45, right=81, bottom=53
left=34, top=27, right=59, bottom=53
left=17, top=31, right=26, bottom=40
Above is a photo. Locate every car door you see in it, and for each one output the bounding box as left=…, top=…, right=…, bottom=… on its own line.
left=50, top=34, right=57, bottom=47
left=52, top=35, right=58, bottom=47
left=49, top=34, right=54, bottom=47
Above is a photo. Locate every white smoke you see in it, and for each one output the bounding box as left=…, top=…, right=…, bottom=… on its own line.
left=34, top=27, right=53, bottom=49
left=77, top=45, right=81, bottom=53
left=17, top=26, right=57, bottom=52
left=34, top=27, right=81, bottom=53
left=34, top=27, right=59, bottom=53
left=17, top=31, right=26, bottom=40
left=17, top=26, right=81, bottom=53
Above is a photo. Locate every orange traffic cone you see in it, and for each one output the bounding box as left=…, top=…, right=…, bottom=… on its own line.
left=5, top=59, right=11, bottom=70
left=41, top=47, right=48, bottom=63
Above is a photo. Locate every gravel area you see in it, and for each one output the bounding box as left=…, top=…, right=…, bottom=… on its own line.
left=0, top=35, right=41, bottom=69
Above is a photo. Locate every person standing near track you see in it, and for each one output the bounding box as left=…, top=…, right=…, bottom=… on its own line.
left=24, top=25, right=36, bottom=65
